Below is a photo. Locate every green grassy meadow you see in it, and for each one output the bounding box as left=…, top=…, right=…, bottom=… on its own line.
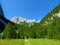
left=25, top=39, right=60, bottom=45
left=0, top=39, right=24, bottom=45
left=0, top=39, right=60, bottom=45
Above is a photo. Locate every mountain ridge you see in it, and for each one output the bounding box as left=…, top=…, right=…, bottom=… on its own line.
left=11, top=16, right=40, bottom=24
left=40, top=4, right=60, bottom=25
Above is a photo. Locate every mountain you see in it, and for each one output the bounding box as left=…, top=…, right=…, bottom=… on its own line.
left=31, top=4, right=60, bottom=32
left=0, top=4, right=13, bottom=32
left=11, top=16, right=27, bottom=24
left=28, top=4, right=60, bottom=39
left=10, top=4, right=60, bottom=27
left=11, top=16, right=38, bottom=27
left=1, top=4, right=60, bottom=39
left=11, top=16, right=40, bottom=24
left=40, top=4, right=60, bottom=26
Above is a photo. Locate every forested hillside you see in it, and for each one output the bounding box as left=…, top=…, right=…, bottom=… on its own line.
left=0, top=4, right=60, bottom=40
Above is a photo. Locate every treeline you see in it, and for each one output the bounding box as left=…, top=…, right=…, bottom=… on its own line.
left=0, top=18, right=60, bottom=40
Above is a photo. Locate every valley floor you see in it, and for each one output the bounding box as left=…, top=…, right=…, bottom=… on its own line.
left=0, top=38, right=60, bottom=45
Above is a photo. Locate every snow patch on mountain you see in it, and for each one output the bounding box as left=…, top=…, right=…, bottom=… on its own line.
left=26, top=19, right=36, bottom=23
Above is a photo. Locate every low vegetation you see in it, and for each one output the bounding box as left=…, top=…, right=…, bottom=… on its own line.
left=0, top=39, right=60, bottom=45
left=0, top=39, right=24, bottom=45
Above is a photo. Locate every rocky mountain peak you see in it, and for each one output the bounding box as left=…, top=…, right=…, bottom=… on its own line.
left=11, top=16, right=37, bottom=24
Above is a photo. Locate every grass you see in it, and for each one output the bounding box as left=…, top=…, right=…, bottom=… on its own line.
left=0, top=39, right=24, bottom=45
left=25, top=38, right=60, bottom=45
left=0, top=38, right=60, bottom=45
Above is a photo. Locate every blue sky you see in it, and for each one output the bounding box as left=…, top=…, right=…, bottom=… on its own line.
left=1, top=0, right=60, bottom=20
